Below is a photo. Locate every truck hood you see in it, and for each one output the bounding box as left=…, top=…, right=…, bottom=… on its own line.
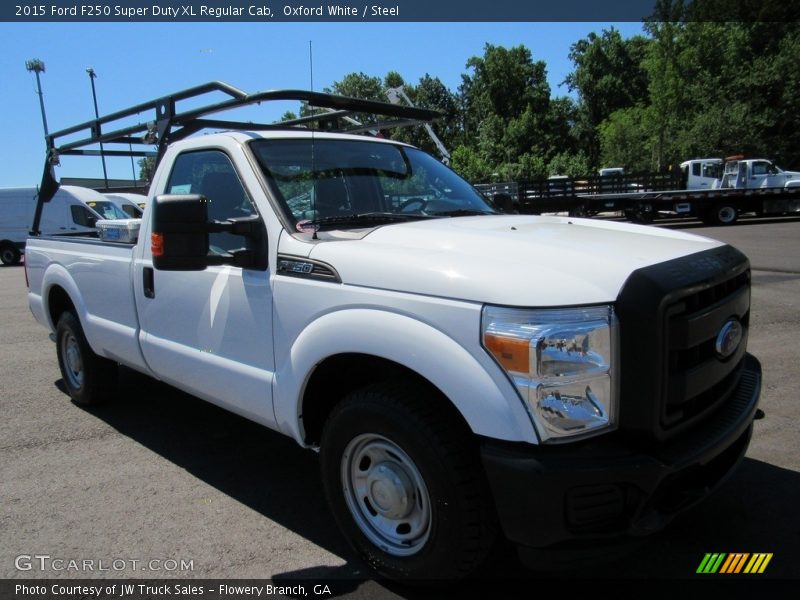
left=307, top=215, right=723, bottom=306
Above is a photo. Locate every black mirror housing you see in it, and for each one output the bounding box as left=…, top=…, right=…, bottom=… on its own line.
left=152, top=194, right=210, bottom=271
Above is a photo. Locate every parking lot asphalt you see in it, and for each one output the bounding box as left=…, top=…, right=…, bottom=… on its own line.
left=1, top=217, right=798, bottom=594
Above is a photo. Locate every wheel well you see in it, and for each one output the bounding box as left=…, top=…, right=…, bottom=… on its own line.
left=47, top=285, right=76, bottom=329
left=301, top=353, right=470, bottom=446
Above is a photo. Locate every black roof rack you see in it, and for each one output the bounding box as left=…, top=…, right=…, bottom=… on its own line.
left=31, top=81, right=442, bottom=235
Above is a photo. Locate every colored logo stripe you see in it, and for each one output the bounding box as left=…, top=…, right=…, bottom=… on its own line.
left=720, top=553, right=749, bottom=573
left=697, top=553, right=726, bottom=574
left=697, top=553, right=772, bottom=574
left=744, top=553, right=773, bottom=574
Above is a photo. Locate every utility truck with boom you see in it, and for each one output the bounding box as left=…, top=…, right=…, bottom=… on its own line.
left=25, top=82, right=761, bottom=581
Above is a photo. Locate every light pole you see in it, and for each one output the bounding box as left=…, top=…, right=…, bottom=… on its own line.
left=25, top=58, right=49, bottom=140
left=86, top=67, right=109, bottom=189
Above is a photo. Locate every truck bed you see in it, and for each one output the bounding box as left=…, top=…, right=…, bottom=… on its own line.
left=26, top=235, right=150, bottom=374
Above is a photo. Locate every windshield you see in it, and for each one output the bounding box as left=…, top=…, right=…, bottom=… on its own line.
left=250, top=138, right=495, bottom=229
left=85, top=200, right=129, bottom=220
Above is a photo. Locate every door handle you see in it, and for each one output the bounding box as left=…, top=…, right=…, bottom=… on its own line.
left=143, top=267, right=155, bottom=298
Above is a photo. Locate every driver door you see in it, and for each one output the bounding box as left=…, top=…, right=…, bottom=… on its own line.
left=134, top=149, right=276, bottom=428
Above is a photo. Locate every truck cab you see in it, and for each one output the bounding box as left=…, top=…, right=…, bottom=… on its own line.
left=719, top=157, right=800, bottom=189
left=680, top=158, right=722, bottom=190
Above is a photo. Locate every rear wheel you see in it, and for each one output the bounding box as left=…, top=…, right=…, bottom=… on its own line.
left=709, top=204, right=738, bottom=225
left=320, top=382, right=498, bottom=581
left=56, top=312, right=117, bottom=405
left=626, top=206, right=654, bottom=223
left=0, top=244, right=20, bottom=265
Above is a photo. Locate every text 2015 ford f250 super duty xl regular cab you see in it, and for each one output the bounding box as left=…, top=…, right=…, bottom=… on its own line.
left=25, top=83, right=761, bottom=581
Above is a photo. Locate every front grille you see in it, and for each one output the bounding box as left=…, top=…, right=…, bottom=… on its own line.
left=662, top=270, right=750, bottom=430
left=616, top=245, right=751, bottom=441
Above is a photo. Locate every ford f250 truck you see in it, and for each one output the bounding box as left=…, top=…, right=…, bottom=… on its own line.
left=25, top=82, right=761, bottom=581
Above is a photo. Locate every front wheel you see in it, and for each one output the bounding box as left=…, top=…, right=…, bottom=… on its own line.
left=320, top=382, right=497, bottom=581
left=56, top=312, right=117, bottom=405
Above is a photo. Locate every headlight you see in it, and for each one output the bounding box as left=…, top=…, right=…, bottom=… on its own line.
left=482, top=305, right=618, bottom=442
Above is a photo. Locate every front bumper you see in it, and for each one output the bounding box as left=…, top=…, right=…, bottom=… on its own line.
left=481, top=353, right=761, bottom=551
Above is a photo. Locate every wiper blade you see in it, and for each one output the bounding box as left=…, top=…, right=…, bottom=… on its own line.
left=428, top=209, right=496, bottom=217
left=311, top=212, right=434, bottom=228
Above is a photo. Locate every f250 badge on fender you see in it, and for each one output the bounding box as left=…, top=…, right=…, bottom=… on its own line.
left=716, top=319, right=743, bottom=359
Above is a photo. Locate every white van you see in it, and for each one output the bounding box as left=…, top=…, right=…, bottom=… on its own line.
left=105, top=193, right=146, bottom=218
left=0, top=185, right=108, bottom=265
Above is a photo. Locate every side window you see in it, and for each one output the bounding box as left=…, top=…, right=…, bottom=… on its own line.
left=166, top=150, right=255, bottom=253
left=70, top=205, right=95, bottom=227
left=752, top=162, right=768, bottom=176
left=692, top=162, right=701, bottom=177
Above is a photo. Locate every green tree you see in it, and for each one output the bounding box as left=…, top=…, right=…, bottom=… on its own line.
left=325, top=72, right=385, bottom=100
left=323, top=72, right=386, bottom=126
left=388, top=74, right=461, bottom=156
left=449, top=145, right=492, bottom=182
left=565, top=28, right=650, bottom=167
left=598, top=106, right=653, bottom=172
left=459, top=44, right=557, bottom=179
left=383, top=71, right=405, bottom=89
left=636, top=11, right=800, bottom=169
left=460, top=44, right=550, bottom=145
left=138, top=156, right=156, bottom=181
left=547, top=151, right=591, bottom=177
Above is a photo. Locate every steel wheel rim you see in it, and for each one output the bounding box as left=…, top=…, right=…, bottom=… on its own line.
left=718, top=207, right=736, bottom=223
left=341, top=433, right=432, bottom=556
left=1, top=249, right=14, bottom=263
left=61, top=332, right=84, bottom=389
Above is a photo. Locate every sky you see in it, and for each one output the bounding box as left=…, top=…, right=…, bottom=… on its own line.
left=0, top=21, right=644, bottom=187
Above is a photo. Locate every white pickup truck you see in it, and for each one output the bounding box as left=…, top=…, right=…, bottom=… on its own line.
left=718, top=157, right=800, bottom=190
left=25, top=84, right=761, bottom=581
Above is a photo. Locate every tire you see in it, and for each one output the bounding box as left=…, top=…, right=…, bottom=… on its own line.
left=627, top=209, right=653, bottom=224
left=710, top=205, right=738, bottom=225
left=55, top=312, right=117, bottom=405
left=319, top=382, right=498, bottom=581
left=0, top=244, right=21, bottom=265
left=568, top=204, right=587, bottom=217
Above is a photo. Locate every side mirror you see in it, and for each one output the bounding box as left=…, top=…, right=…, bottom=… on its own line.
left=151, top=194, right=267, bottom=271
left=87, top=216, right=98, bottom=228
left=151, top=194, right=211, bottom=271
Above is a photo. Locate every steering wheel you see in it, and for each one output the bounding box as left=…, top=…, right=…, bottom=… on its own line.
left=398, top=198, right=429, bottom=213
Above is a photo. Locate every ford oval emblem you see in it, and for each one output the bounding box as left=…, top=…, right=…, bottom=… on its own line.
left=715, top=319, right=743, bottom=359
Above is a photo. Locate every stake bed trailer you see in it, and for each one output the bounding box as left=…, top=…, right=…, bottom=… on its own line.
left=478, top=173, right=800, bottom=225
